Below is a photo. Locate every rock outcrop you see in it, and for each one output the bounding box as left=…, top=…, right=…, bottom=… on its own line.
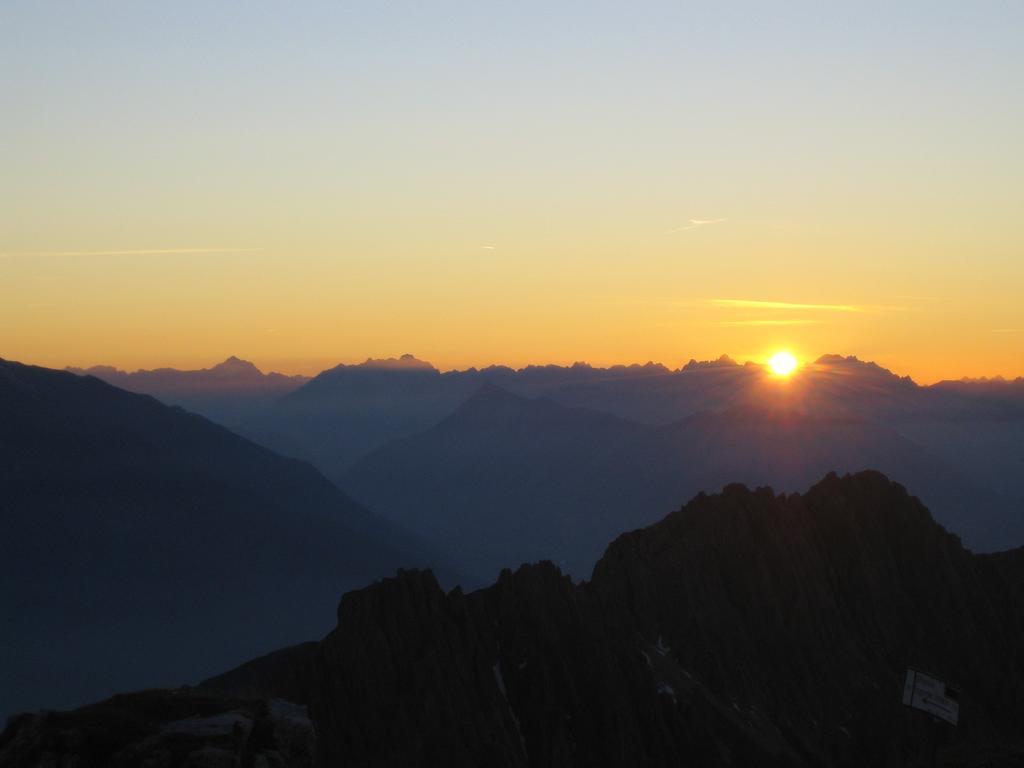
left=0, top=691, right=315, bottom=768
left=6, top=471, right=1024, bottom=767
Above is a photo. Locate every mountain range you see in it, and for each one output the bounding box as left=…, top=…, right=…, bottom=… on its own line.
left=67, top=357, right=309, bottom=426
left=344, top=385, right=1020, bottom=582
left=74, top=351, right=1024, bottom=467
left=66, top=353, right=1024, bottom=583
left=5, top=472, right=1022, bottom=767
left=0, top=358, right=447, bottom=719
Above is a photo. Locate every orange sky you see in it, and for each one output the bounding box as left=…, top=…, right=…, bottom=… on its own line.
left=2, top=3, right=1022, bottom=384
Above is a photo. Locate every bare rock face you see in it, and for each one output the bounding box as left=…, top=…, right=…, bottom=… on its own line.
left=591, top=471, right=1024, bottom=765
left=5, top=472, right=1024, bottom=767
left=200, top=472, right=1024, bottom=767
left=208, top=565, right=785, bottom=767
left=0, top=691, right=314, bottom=768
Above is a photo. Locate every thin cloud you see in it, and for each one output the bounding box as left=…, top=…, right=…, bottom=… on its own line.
left=0, top=247, right=260, bottom=258
left=710, top=298, right=861, bottom=313
left=481, top=245, right=496, bottom=250
left=666, top=218, right=727, bottom=234
left=711, top=319, right=823, bottom=327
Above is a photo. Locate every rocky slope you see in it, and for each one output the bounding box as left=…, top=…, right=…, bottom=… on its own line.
left=10, top=472, right=1019, bottom=766
left=6, top=472, right=1022, bottom=766
left=205, top=472, right=1024, bottom=766
left=0, top=691, right=315, bottom=768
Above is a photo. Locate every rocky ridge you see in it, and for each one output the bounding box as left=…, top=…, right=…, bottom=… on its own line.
left=4, top=471, right=1024, bottom=767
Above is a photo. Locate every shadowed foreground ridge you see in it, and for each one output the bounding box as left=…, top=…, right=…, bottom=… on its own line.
left=4, top=472, right=1024, bottom=767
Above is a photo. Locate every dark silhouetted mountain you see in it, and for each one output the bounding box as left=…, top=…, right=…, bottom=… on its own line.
left=195, top=473, right=1024, bottom=765
left=234, top=353, right=1024, bottom=482
left=932, top=375, right=1024, bottom=398
left=355, top=352, right=437, bottom=371
left=343, top=386, right=656, bottom=581
left=345, top=386, right=1021, bottom=582
left=67, top=356, right=309, bottom=425
left=0, top=358, right=447, bottom=719
left=63, top=352, right=1024, bottom=566
left=239, top=354, right=470, bottom=472
left=237, top=356, right=693, bottom=476
left=12, top=473, right=1021, bottom=766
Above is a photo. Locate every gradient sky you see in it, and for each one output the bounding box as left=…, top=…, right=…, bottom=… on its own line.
left=2, top=1, right=1022, bottom=382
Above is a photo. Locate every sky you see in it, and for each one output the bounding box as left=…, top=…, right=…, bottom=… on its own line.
left=2, top=1, right=1022, bottom=383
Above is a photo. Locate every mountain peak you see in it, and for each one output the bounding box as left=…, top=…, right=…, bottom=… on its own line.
left=812, top=354, right=916, bottom=385
left=456, top=382, right=532, bottom=413
left=357, top=354, right=436, bottom=372
left=681, top=354, right=739, bottom=371
left=191, top=470, right=1023, bottom=767
left=211, top=356, right=261, bottom=374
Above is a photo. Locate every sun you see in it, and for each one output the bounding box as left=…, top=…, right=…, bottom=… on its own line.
left=768, top=351, right=798, bottom=376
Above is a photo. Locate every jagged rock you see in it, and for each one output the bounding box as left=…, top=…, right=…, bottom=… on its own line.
left=201, top=472, right=1024, bottom=765
left=0, top=691, right=314, bottom=768
left=6, top=472, right=1024, bottom=767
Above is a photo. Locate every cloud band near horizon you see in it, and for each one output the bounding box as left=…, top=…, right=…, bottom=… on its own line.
left=710, top=299, right=861, bottom=312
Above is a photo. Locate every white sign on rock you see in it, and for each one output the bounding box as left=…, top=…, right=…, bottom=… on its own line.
left=902, top=668, right=959, bottom=726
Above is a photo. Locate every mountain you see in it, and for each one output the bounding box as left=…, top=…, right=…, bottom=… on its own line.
left=180, top=473, right=1024, bottom=765
left=238, top=355, right=716, bottom=476
left=239, top=355, right=466, bottom=472
left=237, top=353, right=1024, bottom=478
left=343, top=386, right=658, bottom=581
left=344, top=386, right=1021, bottom=583
left=67, top=354, right=1024, bottom=490
left=0, top=358, right=446, bottom=719
left=67, top=357, right=309, bottom=425
left=8, top=473, right=1022, bottom=766
left=931, top=375, right=1024, bottom=402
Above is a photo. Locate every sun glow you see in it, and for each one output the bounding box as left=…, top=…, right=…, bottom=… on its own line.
left=768, top=351, right=798, bottom=377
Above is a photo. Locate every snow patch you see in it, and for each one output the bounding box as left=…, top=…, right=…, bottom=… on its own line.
left=655, top=635, right=671, bottom=656
left=494, top=660, right=528, bottom=756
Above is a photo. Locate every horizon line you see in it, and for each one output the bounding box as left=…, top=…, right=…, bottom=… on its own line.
left=24, top=352, right=1020, bottom=387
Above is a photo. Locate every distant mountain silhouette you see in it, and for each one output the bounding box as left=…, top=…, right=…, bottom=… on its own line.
left=9, top=473, right=1021, bottom=766
left=356, top=352, right=437, bottom=370
left=230, top=353, right=1024, bottom=481
left=67, top=357, right=308, bottom=425
left=67, top=354, right=1024, bottom=488
left=240, top=354, right=468, bottom=471
left=65, top=352, right=1024, bottom=563
left=0, top=358, right=447, bottom=718
left=344, top=385, right=1021, bottom=582
left=227, top=356, right=697, bottom=474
